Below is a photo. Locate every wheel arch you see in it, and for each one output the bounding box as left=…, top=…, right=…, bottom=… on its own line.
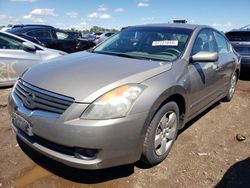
left=235, top=68, right=240, bottom=80
left=143, top=86, right=188, bottom=133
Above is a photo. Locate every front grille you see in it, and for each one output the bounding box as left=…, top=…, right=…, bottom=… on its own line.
left=14, top=80, right=74, bottom=114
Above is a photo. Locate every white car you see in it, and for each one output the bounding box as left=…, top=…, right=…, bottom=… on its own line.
left=0, top=31, right=67, bottom=87
left=95, top=32, right=114, bottom=44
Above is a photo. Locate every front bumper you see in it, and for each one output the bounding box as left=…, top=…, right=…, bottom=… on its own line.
left=9, top=90, right=149, bottom=169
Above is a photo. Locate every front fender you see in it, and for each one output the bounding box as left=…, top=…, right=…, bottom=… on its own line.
left=144, top=85, right=188, bottom=131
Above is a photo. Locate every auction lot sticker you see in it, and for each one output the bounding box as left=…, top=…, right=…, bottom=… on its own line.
left=152, top=40, right=179, bottom=46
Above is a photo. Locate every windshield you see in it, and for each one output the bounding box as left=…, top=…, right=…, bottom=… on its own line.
left=94, top=27, right=192, bottom=61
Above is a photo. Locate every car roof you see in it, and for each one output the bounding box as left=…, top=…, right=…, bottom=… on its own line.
left=9, top=24, right=55, bottom=34
left=12, top=24, right=54, bottom=29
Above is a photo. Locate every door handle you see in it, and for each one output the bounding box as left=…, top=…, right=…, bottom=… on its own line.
left=216, top=66, right=222, bottom=72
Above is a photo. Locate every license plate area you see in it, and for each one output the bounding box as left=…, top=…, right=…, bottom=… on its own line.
left=12, top=113, right=33, bottom=136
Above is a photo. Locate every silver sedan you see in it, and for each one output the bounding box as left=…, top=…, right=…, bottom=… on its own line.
left=0, top=31, right=66, bottom=87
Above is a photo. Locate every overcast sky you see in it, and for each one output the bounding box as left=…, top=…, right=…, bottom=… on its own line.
left=0, top=0, right=249, bottom=31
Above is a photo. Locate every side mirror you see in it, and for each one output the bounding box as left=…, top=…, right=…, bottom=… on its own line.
left=22, top=42, right=36, bottom=52
left=191, top=51, right=218, bottom=62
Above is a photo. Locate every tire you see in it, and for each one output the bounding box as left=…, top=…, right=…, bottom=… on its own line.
left=222, top=72, right=237, bottom=102
left=142, top=101, right=179, bottom=165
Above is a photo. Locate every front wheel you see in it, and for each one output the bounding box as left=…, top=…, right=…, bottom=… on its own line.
left=142, top=102, right=179, bottom=165
left=222, top=72, right=237, bottom=102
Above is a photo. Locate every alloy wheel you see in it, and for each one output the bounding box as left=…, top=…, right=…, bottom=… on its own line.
left=154, top=111, right=177, bottom=156
left=229, top=73, right=237, bottom=98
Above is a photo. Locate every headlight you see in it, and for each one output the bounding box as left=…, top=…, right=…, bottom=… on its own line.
left=81, top=84, right=146, bottom=120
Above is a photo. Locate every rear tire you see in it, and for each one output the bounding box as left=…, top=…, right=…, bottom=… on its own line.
left=222, top=72, right=237, bottom=102
left=141, top=102, right=179, bottom=165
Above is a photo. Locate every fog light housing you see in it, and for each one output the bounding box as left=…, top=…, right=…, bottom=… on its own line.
left=74, top=148, right=98, bottom=160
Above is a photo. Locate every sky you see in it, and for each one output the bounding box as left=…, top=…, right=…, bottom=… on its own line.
left=0, top=0, right=250, bottom=31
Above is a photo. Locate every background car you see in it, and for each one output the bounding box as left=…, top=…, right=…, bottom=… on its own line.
left=225, top=25, right=250, bottom=74
left=86, top=32, right=95, bottom=42
left=66, top=31, right=83, bottom=39
left=0, top=27, right=12, bottom=32
left=0, top=31, right=66, bottom=87
left=8, top=25, right=96, bottom=53
left=94, top=32, right=114, bottom=44
left=94, top=32, right=104, bottom=40
left=9, top=24, right=240, bottom=169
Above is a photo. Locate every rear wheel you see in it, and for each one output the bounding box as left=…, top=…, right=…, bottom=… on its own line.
left=142, top=102, right=179, bottom=165
left=223, top=72, right=237, bottom=102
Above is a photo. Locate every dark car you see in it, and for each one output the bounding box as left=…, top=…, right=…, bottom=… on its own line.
left=9, top=24, right=240, bottom=169
left=67, top=31, right=83, bottom=39
left=225, top=25, right=250, bottom=73
left=8, top=25, right=95, bottom=53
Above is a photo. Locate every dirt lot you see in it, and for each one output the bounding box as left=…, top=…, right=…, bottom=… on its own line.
left=0, top=78, right=250, bottom=188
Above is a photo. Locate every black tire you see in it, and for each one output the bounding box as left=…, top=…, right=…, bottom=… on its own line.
left=222, top=72, right=237, bottom=102
left=142, top=101, right=179, bottom=165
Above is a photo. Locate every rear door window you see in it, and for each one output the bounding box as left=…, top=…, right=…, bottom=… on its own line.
left=192, top=29, right=217, bottom=55
left=214, top=32, right=230, bottom=54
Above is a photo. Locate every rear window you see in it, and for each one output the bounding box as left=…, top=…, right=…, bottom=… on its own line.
left=226, top=32, right=250, bottom=42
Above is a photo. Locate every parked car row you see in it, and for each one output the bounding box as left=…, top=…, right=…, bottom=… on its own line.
left=1, top=22, right=249, bottom=89
left=0, top=25, right=116, bottom=87
left=8, top=25, right=96, bottom=53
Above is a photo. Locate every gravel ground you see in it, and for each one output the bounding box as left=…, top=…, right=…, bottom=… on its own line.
left=0, top=78, right=249, bottom=188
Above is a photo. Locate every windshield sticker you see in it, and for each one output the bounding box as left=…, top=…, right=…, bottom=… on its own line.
left=152, top=40, right=178, bottom=46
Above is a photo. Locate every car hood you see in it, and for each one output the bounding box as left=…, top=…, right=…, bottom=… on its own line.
left=22, top=52, right=172, bottom=103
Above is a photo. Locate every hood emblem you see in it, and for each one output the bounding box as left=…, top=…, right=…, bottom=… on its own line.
left=24, top=91, right=36, bottom=109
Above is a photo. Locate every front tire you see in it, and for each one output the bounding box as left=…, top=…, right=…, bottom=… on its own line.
left=142, top=102, right=179, bottom=165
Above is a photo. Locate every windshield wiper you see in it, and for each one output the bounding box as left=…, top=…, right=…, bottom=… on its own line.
left=94, top=51, right=153, bottom=61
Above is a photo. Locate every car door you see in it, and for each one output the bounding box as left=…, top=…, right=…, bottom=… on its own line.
left=188, top=29, right=220, bottom=116
left=213, top=31, right=235, bottom=94
left=0, top=33, right=41, bottom=84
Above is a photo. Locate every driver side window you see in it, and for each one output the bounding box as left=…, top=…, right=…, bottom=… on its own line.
left=192, top=29, right=216, bottom=55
